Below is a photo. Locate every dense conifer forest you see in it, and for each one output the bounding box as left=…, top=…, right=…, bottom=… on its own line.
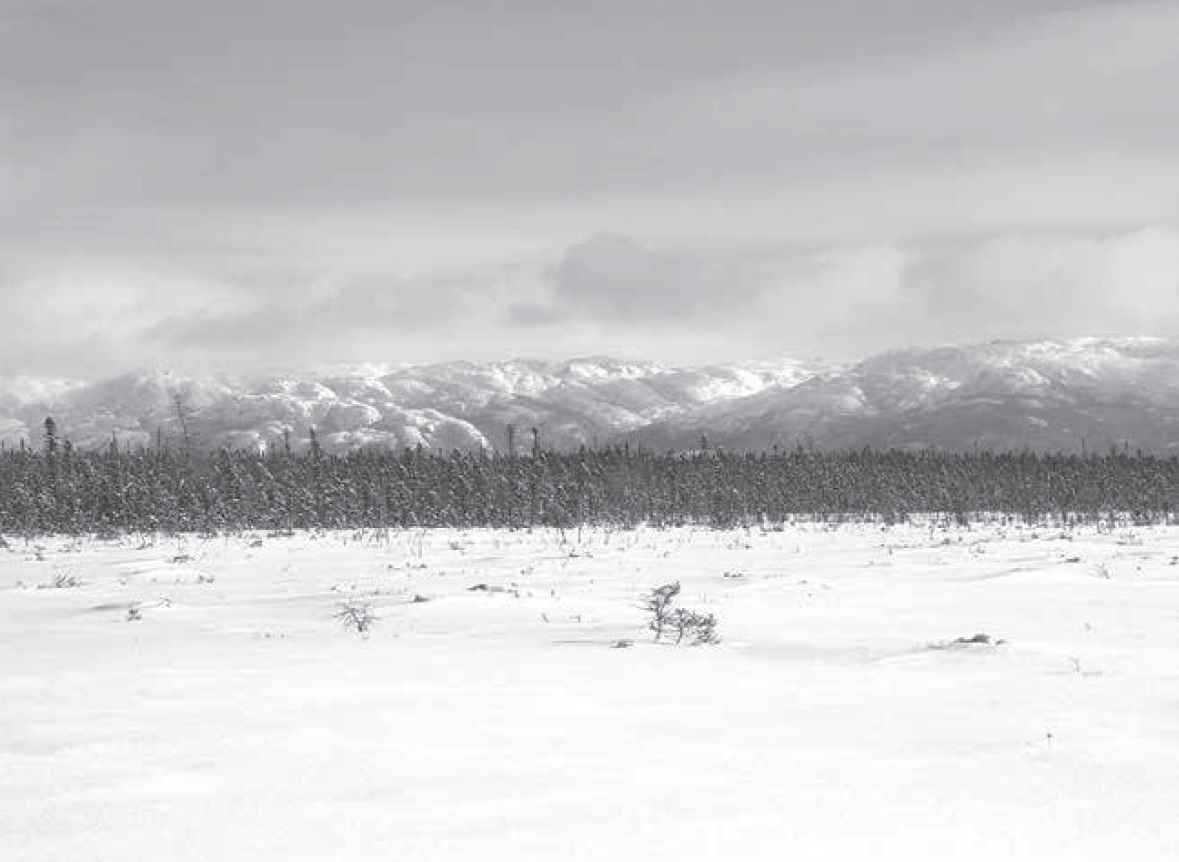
left=2, top=417, right=1178, bottom=534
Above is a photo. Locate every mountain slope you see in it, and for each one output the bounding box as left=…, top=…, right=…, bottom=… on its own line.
left=4, top=338, right=1179, bottom=454
left=629, top=337, right=1179, bottom=452
left=0, top=357, right=826, bottom=454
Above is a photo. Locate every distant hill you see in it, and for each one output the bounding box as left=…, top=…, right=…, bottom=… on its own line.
left=4, top=337, right=1179, bottom=454
left=627, top=337, right=1179, bottom=454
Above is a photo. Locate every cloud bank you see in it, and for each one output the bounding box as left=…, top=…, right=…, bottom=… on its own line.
left=2, top=226, right=1176, bottom=378
left=1, top=1, right=1177, bottom=375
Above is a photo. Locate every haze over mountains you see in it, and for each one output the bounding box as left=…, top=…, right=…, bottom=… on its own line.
left=4, top=337, right=1179, bottom=455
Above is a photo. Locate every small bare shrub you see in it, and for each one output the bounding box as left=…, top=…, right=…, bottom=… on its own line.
left=644, top=582, right=719, bottom=645
left=645, top=582, right=680, bottom=642
left=335, top=600, right=377, bottom=634
left=40, top=569, right=82, bottom=589
left=669, top=608, right=720, bottom=645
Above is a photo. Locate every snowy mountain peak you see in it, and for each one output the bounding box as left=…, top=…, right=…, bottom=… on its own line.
left=5, top=338, right=1179, bottom=453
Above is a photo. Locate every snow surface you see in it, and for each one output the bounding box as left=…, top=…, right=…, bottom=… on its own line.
left=2, top=522, right=1178, bottom=861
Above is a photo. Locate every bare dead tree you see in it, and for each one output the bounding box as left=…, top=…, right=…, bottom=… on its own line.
left=645, top=581, right=681, bottom=642
left=170, top=390, right=198, bottom=461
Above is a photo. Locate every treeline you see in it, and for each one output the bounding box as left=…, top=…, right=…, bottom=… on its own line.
left=2, top=427, right=1179, bottom=533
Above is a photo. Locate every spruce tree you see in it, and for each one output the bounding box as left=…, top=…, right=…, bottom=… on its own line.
left=43, top=416, right=57, bottom=459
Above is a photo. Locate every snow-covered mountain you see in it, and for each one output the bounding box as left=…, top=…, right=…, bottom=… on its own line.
left=5, top=338, right=1179, bottom=454
left=631, top=337, right=1179, bottom=453
left=0, top=357, right=825, bottom=454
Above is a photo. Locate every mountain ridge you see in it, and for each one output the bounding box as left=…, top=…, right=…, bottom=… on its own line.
left=4, top=338, right=1179, bottom=454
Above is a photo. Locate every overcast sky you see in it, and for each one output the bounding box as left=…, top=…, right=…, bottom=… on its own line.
left=2, top=0, right=1178, bottom=377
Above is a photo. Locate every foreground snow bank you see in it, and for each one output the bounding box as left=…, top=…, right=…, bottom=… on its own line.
left=2, top=523, right=1177, bottom=861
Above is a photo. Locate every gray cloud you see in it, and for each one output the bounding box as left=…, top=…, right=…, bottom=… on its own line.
left=4, top=1, right=1174, bottom=214
left=156, top=278, right=456, bottom=347
left=510, top=227, right=1179, bottom=361
left=773, top=228, right=1179, bottom=356
left=512, top=234, right=755, bottom=325
left=903, top=228, right=1179, bottom=342
left=3, top=1, right=1179, bottom=375
left=3, top=226, right=1178, bottom=376
left=142, top=263, right=540, bottom=372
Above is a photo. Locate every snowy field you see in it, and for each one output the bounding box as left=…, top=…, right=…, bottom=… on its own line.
left=2, top=522, right=1178, bottom=861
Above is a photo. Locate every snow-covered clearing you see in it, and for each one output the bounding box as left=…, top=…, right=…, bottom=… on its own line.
left=2, top=522, right=1177, bottom=861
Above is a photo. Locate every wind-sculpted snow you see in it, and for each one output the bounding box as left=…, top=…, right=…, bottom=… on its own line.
left=2, top=524, right=1178, bottom=860
left=6, top=338, right=1179, bottom=453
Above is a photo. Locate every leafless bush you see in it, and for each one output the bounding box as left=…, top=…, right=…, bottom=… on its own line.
left=39, top=569, right=82, bottom=589
left=669, top=607, right=720, bottom=645
left=335, top=600, right=378, bottom=634
left=644, top=582, right=719, bottom=645
left=645, top=581, right=680, bottom=642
